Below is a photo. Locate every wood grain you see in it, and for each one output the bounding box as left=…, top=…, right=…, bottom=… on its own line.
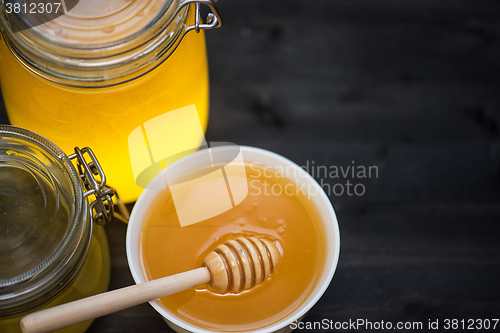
left=1, top=0, right=499, bottom=332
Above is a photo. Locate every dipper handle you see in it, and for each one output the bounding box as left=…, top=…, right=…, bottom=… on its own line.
left=20, top=268, right=211, bottom=333
left=20, top=236, right=281, bottom=333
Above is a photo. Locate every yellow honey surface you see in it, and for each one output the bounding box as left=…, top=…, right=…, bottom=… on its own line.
left=140, top=166, right=328, bottom=332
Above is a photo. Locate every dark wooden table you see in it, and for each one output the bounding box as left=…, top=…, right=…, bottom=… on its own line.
left=1, top=0, right=499, bottom=332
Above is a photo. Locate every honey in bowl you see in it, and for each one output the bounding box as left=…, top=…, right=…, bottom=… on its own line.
left=140, top=164, right=328, bottom=332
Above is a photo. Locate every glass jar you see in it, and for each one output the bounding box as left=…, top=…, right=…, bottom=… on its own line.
left=0, top=125, right=118, bottom=333
left=0, top=0, right=221, bottom=203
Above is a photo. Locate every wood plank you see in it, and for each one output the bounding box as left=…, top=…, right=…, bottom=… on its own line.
left=0, top=0, right=498, bottom=331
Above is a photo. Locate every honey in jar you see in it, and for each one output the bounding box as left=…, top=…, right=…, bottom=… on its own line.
left=0, top=0, right=221, bottom=202
left=140, top=163, right=328, bottom=331
left=0, top=126, right=114, bottom=333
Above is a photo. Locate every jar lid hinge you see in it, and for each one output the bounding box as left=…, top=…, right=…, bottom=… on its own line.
left=69, top=147, right=128, bottom=225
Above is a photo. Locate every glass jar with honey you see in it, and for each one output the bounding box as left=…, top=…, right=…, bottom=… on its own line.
left=0, top=125, right=121, bottom=333
left=0, top=0, right=221, bottom=203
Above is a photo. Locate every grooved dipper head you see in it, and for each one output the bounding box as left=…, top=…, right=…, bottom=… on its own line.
left=201, top=237, right=282, bottom=293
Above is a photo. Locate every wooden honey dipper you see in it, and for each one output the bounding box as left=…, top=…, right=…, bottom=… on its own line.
left=21, top=236, right=282, bottom=333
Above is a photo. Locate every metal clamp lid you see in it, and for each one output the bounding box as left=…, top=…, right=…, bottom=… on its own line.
left=69, top=147, right=129, bottom=225
left=0, top=0, right=222, bottom=88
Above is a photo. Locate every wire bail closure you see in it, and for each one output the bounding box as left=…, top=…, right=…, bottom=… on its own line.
left=182, top=0, right=222, bottom=34
left=68, top=147, right=119, bottom=225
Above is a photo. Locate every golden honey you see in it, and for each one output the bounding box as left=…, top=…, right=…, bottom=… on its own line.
left=0, top=126, right=112, bottom=333
left=140, top=165, right=328, bottom=332
left=0, top=2, right=211, bottom=203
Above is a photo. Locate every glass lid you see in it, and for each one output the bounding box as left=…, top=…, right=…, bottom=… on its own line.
left=3, top=0, right=173, bottom=45
left=30, top=0, right=171, bottom=45
left=0, top=126, right=86, bottom=300
left=0, top=0, right=189, bottom=86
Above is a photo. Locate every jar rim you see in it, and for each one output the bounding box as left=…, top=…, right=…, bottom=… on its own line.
left=0, top=125, right=89, bottom=314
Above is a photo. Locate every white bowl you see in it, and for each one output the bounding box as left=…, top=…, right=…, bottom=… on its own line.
left=126, top=146, right=340, bottom=333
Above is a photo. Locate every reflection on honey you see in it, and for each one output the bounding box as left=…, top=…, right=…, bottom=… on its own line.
left=140, top=165, right=327, bottom=331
